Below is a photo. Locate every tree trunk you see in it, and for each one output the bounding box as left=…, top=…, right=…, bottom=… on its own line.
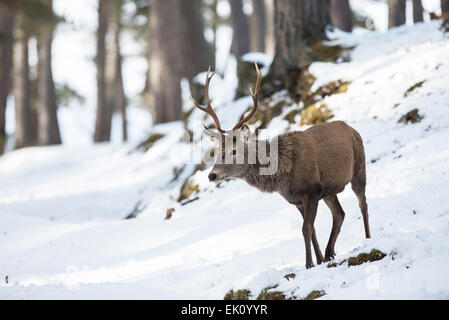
left=212, top=0, right=218, bottom=61
left=388, top=0, right=406, bottom=29
left=0, top=4, right=14, bottom=141
left=179, top=0, right=213, bottom=78
left=13, top=13, right=37, bottom=148
left=265, top=0, right=330, bottom=95
left=250, top=0, right=266, bottom=52
left=148, top=0, right=213, bottom=124
left=230, top=0, right=250, bottom=57
left=116, top=49, right=127, bottom=142
left=94, top=0, right=112, bottom=142
left=442, top=0, right=449, bottom=14
left=264, top=0, right=275, bottom=56
left=330, top=0, right=352, bottom=32
left=104, top=0, right=127, bottom=142
left=36, top=0, right=61, bottom=145
left=412, top=0, right=423, bottom=23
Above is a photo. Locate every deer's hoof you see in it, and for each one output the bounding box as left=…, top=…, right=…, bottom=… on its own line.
left=325, top=250, right=336, bottom=262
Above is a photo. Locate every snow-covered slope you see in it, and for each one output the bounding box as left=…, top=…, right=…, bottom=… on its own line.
left=1, top=21, right=449, bottom=299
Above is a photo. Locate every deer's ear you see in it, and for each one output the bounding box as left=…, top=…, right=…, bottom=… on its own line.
left=238, top=124, right=253, bottom=143
left=203, top=128, right=221, bottom=143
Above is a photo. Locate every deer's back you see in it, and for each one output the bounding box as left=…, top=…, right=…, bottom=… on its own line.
left=281, top=121, right=364, bottom=196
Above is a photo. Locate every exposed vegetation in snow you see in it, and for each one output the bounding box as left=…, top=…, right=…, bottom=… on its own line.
left=1, top=19, right=449, bottom=299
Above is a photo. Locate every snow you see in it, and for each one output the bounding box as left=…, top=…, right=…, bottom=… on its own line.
left=349, top=0, right=443, bottom=32
left=3, top=0, right=153, bottom=148
left=2, top=17, right=449, bottom=299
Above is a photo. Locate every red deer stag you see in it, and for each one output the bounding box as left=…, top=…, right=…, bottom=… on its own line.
left=192, top=64, right=371, bottom=269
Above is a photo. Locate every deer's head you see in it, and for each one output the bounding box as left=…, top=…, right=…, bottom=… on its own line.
left=192, top=63, right=262, bottom=182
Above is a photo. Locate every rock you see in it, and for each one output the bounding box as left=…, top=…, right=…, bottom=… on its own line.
left=300, top=102, right=333, bottom=126
left=304, top=290, right=325, bottom=300
left=224, top=289, right=251, bottom=300
left=398, top=109, right=423, bottom=124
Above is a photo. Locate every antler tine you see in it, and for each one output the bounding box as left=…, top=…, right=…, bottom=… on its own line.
left=191, top=66, right=224, bottom=133
left=232, top=62, right=262, bottom=131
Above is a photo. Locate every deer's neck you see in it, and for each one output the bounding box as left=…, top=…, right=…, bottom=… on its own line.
left=244, top=139, right=284, bottom=193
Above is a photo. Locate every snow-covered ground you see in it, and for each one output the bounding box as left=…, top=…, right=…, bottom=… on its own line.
left=1, top=17, right=449, bottom=299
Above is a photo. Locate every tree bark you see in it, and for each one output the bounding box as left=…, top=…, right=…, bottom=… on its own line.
left=250, top=0, right=266, bottom=52
left=104, top=0, right=127, bottom=142
left=230, top=0, right=250, bottom=57
left=330, top=0, right=352, bottom=32
left=412, top=0, right=424, bottom=23
left=94, top=0, right=112, bottom=142
left=266, top=0, right=330, bottom=95
left=0, top=4, right=14, bottom=140
left=13, top=13, right=37, bottom=148
left=264, top=0, right=275, bottom=56
left=179, top=0, right=213, bottom=78
left=442, top=0, right=449, bottom=14
left=36, top=0, right=61, bottom=145
left=211, top=0, right=218, bottom=63
left=388, top=0, right=406, bottom=29
left=147, top=0, right=213, bottom=124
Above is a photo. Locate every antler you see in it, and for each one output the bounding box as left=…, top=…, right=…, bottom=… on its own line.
left=232, top=62, right=262, bottom=131
left=192, top=63, right=261, bottom=134
left=191, top=66, right=224, bottom=133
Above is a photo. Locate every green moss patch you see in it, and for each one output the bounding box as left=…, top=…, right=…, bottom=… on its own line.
left=300, top=102, right=333, bottom=126
left=347, top=249, right=387, bottom=266
left=328, top=249, right=387, bottom=267
left=310, top=43, right=352, bottom=63
left=304, top=290, right=326, bottom=300
left=293, top=68, right=317, bottom=103
left=302, top=79, right=351, bottom=108
left=224, top=289, right=252, bottom=300
left=398, top=109, right=423, bottom=124
left=242, top=98, right=288, bottom=129
left=256, top=284, right=287, bottom=300
left=177, top=179, right=200, bottom=203
left=176, top=151, right=209, bottom=203
left=404, top=81, right=424, bottom=97
left=283, top=109, right=299, bottom=124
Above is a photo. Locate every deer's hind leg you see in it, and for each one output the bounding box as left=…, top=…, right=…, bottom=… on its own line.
left=323, top=195, right=345, bottom=261
left=297, top=204, right=324, bottom=266
left=351, top=170, right=371, bottom=239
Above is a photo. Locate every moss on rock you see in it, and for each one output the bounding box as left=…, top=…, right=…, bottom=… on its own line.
left=224, top=289, right=252, bottom=300
left=347, top=249, right=387, bottom=266
left=300, top=102, right=333, bottom=126
left=398, top=109, right=423, bottom=124
left=404, top=81, right=424, bottom=97
left=239, top=98, right=287, bottom=130
left=304, top=290, right=326, bottom=300
left=283, top=109, right=300, bottom=124
left=177, top=179, right=200, bottom=203
left=309, top=43, right=352, bottom=63
left=256, top=285, right=287, bottom=300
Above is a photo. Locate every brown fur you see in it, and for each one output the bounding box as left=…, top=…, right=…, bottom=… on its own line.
left=208, top=120, right=371, bottom=268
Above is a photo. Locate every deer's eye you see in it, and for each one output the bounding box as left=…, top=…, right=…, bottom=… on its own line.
left=232, top=150, right=236, bottom=155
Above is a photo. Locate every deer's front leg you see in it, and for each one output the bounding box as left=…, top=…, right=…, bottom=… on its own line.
left=302, top=195, right=319, bottom=269
left=296, top=204, right=324, bottom=265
